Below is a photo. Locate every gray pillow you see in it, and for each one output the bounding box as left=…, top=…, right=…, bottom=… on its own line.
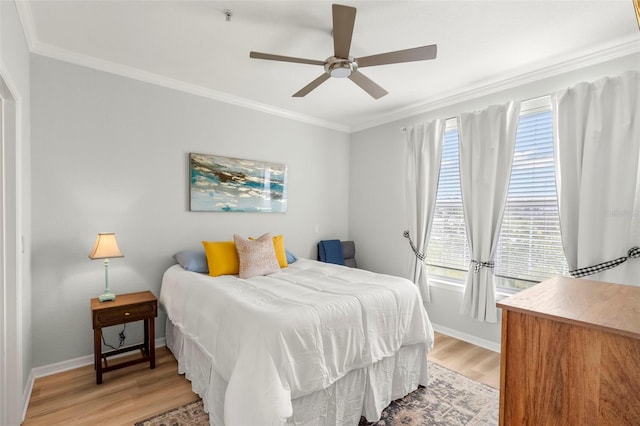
left=174, top=250, right=209, bottom=273
left=285, top=249, right=297, bottom=264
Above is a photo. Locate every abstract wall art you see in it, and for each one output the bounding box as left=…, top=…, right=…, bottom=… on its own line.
left=189, top=153, right=288, bottom=213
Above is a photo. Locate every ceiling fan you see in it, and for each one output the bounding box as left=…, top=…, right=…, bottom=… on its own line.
left=249, top=4, right=437, bottom=100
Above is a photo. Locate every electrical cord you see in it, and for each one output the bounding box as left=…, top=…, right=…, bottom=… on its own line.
left=101, top=324, right=126, bottom=351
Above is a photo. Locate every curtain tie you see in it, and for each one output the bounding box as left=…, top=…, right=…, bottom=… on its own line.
left=403, top=230, right=426, bottom=261
left=471, top=260, right=494, bottom=273
left=569, top=246, right=640, bottom=278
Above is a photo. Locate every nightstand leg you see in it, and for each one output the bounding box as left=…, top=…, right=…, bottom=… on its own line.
left=143, top=319, right=149, bottom=355
left=149, top=318, right=155, bottom=369
left=94, top=328, right=103, bottom=384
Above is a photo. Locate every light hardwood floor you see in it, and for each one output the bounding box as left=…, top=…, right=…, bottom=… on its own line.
left=23, top=332, right=500, bottom=425
left=427, top=332, right=501, bottom=389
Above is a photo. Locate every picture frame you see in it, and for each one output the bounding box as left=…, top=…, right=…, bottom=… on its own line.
left=189, top=153, right=288, bottom=213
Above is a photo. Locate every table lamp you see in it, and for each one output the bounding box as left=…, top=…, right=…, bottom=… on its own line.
left=89, top=232, right=124, bottom=302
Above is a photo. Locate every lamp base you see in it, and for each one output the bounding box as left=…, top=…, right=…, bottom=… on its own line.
left=99, top=292, right=116, bottom=302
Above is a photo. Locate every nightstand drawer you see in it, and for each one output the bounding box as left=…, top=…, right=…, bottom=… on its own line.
left=94, top=302, right=156, bottom=328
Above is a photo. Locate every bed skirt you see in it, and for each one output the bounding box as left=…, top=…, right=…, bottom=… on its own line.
left=165, top=318, right=429, bottom=426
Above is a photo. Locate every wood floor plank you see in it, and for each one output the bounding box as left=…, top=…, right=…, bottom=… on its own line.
left=23, top=332, right=500, bottom=425
left=428, top=333, right=501, bottom=388
left=23, top=348, right=198, bottom=426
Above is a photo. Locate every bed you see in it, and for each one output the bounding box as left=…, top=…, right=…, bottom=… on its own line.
left=160, top=257, right=434, bottom=425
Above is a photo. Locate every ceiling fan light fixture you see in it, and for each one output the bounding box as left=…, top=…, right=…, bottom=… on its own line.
left=329, top=62, right=352, bottom=78
left=324, top=56, right=356, bottom=78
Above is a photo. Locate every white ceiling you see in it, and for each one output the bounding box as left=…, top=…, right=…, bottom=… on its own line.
left=17, top=1, right=640, bottom=132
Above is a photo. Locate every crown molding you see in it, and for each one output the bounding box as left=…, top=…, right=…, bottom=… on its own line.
left=14, top=0, right=37, bottom=51
left=14, top=0, right=349, bottom=134
left=350, top=36, right=640, bottom=132
left=30, top=41, right=351, bottom=133
left=14, top=1, right=639, bottom=135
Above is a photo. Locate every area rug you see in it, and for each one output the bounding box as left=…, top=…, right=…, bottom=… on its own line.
left=134, top=363, right=499, bottom=426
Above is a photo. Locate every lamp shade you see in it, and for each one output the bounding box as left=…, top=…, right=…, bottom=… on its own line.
left=88, top=233, right=124, bottom=259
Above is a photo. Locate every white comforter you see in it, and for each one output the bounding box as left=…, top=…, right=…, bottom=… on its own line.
left=160, top=259, right=434, bottom=425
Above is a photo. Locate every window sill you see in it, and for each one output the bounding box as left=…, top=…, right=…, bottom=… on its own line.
left=427, top=275, right=514, bottom=302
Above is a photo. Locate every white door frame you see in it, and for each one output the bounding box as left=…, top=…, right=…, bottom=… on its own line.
left=0, top=69, right=23, bottom=426
left=0, top=91, right=6, bottom=426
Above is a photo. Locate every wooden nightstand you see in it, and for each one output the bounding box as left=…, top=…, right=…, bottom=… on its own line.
left=91, top=290, right=157, bottom=384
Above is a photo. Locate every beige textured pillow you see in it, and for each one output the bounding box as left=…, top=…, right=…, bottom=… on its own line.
left=234, top=233, right=281, bottom=279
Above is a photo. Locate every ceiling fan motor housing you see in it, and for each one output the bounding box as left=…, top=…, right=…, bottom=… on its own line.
left=325, top=56, right=357, bottom=78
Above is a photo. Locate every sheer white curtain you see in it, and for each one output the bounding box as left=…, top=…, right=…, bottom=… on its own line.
left=553, top=71, right=640, bottom=285
left=458, top=102, right=520, bottom=322
left=404, top=119, right=445, bottom=303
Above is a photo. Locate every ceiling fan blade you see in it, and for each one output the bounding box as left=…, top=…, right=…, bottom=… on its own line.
left=332, top=4, right=356, bottom=58
left=292, top=73, right=331, bottom=97
left=250, top=51, right=325, bottom=66
left=357, top=44, right=437, bottom=68
left=348, top=71, right=388, bottom=99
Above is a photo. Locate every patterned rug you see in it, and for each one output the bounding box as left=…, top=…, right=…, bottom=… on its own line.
left=134, top=363, right=499, bottom=426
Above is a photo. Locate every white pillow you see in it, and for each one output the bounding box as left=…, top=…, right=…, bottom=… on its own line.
left=234, top=233, right=281, bottom=279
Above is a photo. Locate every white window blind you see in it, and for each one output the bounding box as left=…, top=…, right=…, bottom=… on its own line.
left=426, top=103, right=568, bottom=290
left=495, top=109, right=568, bottom=288
left=426, top=127, right=469, bottom=278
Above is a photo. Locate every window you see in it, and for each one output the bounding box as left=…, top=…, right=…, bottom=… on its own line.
left=426, top=123, right=469, bottom=281
left=495, top=107, right=568, bottom=289
left=426, top=100, right=568, bottom=291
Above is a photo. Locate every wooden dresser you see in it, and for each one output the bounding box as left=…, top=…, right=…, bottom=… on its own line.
left=497, top=276, right=640, bottom=425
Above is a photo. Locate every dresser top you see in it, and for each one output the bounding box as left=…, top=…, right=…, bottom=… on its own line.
left=497, top=276, right=640, bottom=340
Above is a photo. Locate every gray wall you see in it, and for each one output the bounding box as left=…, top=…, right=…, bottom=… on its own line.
left=26, top=40, right=640, bottom=366
left=30, top=55, right=350, bottom=367
left=349, top=52, right=640, bottom=347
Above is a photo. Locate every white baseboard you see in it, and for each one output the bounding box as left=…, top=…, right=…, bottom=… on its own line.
left=21, top=337, right=166, bottom=423
left=29, top=337, right=166, bottom=379
left=432, top=323, right=501, bottom=353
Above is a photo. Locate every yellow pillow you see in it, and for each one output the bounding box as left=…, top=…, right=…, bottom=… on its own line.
left=250, top=234, right=288, bottom=268
left=272, top=234, right=288, bottom=268
left=202, top=241, right=239, bottom=277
